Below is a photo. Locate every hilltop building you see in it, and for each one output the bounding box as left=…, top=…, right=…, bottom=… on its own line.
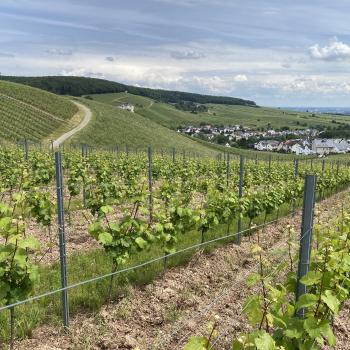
left=119, top=103, right=135, bottom=112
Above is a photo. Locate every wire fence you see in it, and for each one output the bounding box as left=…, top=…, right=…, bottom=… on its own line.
left=0, top=142, right=348, bottom=348
left=158, top=176, right=317, bottom=350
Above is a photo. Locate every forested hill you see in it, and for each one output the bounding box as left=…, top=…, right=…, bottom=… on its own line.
left=1, top=76, right=257, bottom=107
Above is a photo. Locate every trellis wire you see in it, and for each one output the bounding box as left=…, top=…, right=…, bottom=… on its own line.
left=183, top=224, right=315, bottom=350
left=0, top=210, right=297, bottom=314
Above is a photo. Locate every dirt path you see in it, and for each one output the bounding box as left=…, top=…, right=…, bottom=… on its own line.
left=14, top=190, right=350, bottom=350
left=52, top=102, right=92, bottom=148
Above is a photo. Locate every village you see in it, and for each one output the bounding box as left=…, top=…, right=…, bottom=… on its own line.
left=177, top=124, right=350, bottom=156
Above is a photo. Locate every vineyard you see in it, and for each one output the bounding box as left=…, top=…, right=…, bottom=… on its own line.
left=0, top=81, right=78, bottom=142
left=0, top=144, right=349, bottom=349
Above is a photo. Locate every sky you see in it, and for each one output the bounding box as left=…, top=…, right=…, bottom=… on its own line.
left=1, top=0, right=350, bottom=106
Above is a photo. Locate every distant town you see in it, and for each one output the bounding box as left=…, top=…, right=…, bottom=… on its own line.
left=177, top=124, right=350, bottom=156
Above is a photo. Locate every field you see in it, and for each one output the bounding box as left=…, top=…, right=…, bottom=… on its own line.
left=89, top=92, right=350, bottom=130
left=0, top=81, right=79, bottom=143
left=0, top=145, right=349, bottom=349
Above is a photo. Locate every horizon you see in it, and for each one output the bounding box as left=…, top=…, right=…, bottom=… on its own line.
left=1, top=0, right=350, bottom=107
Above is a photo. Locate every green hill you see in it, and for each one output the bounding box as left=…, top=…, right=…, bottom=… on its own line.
left=1, top=75, right=256, bottom=106
left=69, top=98, right=217, bottom=155
left=0, top=81, right=78, bottom=142
left=89, top=92, right=350, bottom=131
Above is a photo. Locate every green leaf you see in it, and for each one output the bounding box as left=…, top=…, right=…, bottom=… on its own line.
left=254, top=332, right=276, bottom=350
left=246, top=273, right=261, bottom=287
left=18, top=236, right=40, bottom=250
left=304, top=317, right=322, bottom=338
left=303, top=317, right=335, bottom=345
left=98, top=232, right=113, bottom=245
left=232, top=339, right=245, bottom=350
left=300, top=271, right=322, bottom=286
left=100, top=205, right=113, bottom=214
left=88, top=221, right=103, bottom=239
left=243, top=296, right=263, bottom=325
left=183, top=337, right=212, bottom=350
left=321, top=290, right=340, bottom=314
left=0, top=217, right=11, bottom=230
left=0, top=282, right=10, bottom=300
left=295, top=293, right=318, bottom=310
left=135, top=237, right=147, bottom=249
left=284, top=318, right=304, bottom=339
left=322, top=321, right=336, bottom=346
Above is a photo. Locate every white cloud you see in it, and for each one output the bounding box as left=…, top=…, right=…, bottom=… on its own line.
left=0, top=52, right=15, bottom=58
left=281, top=63, right=291, bottom=69
left=61, top=68, right=105, bottom=78
left=309, top=37, right=350, bottom=61
left=170, top=50, right=206, bottom=60
left=46, top=48, right=72, bottom=56
left=233, top=74, right=248, bottom=82
left=262, top=75, right=350, bottom=95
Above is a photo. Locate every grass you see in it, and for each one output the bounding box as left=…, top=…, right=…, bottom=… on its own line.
left=89, top=92, right=350, bottom=130
left=86, top=92, right=350, bottom=160
left=69, top=98, right=218, bottom=155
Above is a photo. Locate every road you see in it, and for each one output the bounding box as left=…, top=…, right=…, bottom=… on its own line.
left=52, top=101, right=92, bottom=148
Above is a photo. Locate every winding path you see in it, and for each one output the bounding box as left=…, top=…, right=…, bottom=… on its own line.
left=52, top=101, right=92, bottom=148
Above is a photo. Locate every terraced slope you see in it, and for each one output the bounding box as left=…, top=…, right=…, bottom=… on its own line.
left=0, top=81, right=78, bottom=142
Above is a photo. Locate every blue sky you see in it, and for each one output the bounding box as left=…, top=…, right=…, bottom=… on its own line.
left=1, top=0, right=350, bottom=106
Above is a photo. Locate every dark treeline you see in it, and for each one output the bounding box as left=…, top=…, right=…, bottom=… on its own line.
left=174, top=101, right=209, bottom=113
left=2, top=75, right=257, bottom=107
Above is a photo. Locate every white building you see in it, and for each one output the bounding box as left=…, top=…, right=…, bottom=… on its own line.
left=119, top=103, right=135, bottom=112
left=312, top=139, right=335, bottom=155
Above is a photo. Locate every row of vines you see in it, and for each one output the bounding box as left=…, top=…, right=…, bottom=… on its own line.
left=0, top=145, right=349, bottom=347
left=185, top=201, right=350, bottom=350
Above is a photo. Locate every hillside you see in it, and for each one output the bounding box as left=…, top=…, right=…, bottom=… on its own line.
left=89, top=92, right=350, bottom=131
left=1, top=76, right=256, bottom=106
left=69, top=98, right=217, bottom=155
left=0, top=81, right=79, bottom=142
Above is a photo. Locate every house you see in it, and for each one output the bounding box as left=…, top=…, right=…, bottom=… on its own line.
left=291, top=144, right=313, bottom=155
left=278, top=139, right=298, bottom=152
left=119, top=103, right=135, bottom=112
left=254, top=140, right=280, bottom=151
left=312, top=139, right=336, bottom=155
left=333, top=139, right=350, bottom=153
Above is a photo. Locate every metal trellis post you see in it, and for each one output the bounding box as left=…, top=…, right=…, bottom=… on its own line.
left=226, top=153, right=230, bottom=187
left=296, top=175, right=316, bottom=318
left=148, top=147, right=153, bottom=222
left=293, top=159, right=299, bottom=215
left=237, top=155, right=244, bottom=244
left=54, top=151, right=69, bottom=330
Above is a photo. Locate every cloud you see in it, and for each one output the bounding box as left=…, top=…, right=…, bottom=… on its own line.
left=233, top=74, right=248, bottom=82
left=0, top=52, right=15, bottom=58
left=1, top=12, right=103, bottom=31
left=105, top=56, right=116, bottom=62
left=60, top=68, right=105, bottom=78
left=170, top=50, right=206, bottom=60
left=309, top=37, right=350, bottom=61
left=46, top=48, right=72, bottom=56
left=281, top=63, right=291, bottom=69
